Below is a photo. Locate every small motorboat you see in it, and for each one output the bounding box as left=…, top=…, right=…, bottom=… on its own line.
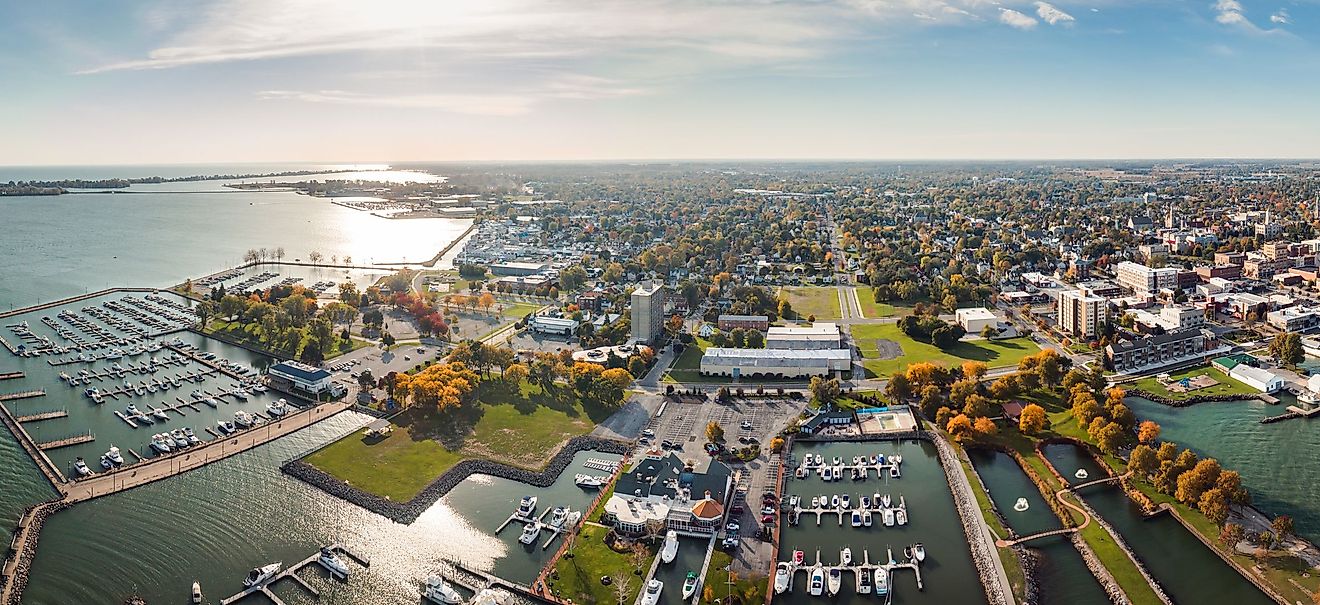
left=830, top=495, right=840, bottom=509
left=549, top=506, right=568, bottom=529
left=233, top=388, right=249, bottom=401
left=74, top=458, right=91, bottom=477
left=773, top=563, right=791, bottom=594
left=184, top=427, right=200, bottom=445
left=876, top=568, right=889, bottom=595
left=152, top=407, right=169, bottom=421
left=519, top=521, right=541, bottom=545
left=574, top=474, right=606, bottom=488
left=863, top=510, right=873, bottom=527
left=895, top=507, right=908, bottom=525
left=841, top=494, right=851, bottom=509
left=840, top=547, right=852, bottom=566
left=883, top=508, right=896, bottom=527
left=1014, top=497, right=1030, bottom=512
left=423, top=576, right=463, bottom=605
left=810, top=496, right=820, bottom=508
left=106, top=446, right=123, bottom=465
left=100, top=455, right=113, bottom=470
left=913, top=543, right=926, bottom=563
left=861, top=495, right=871, bottom=510
left=684, top=570, right=701, bottom=599
left=660, top=530, right=679, bottom=564
left=890, top=465, right=901, bottom=478
left=832, top=456, right=841, bottom=466
left=826, top=568, right=841, bottom=595
left=857, top=567, right=873, bottom=594
left=318, top=546, right=350, bottom=578
left=850, top=511, right=862, bottom=527
left=793, top=550, right=805, bottom=565
left=808, top=567, right=825, bottom=596
left=192, top=581, right=203, bottom=604
left=640, top=580, right=663, bottom=605
left=217, top=420, right=236, bottom=435
left=788, top=495, right=800, bottom=508
left=243, top=562, right=282, bottom=587
left=234, top=410, right=254, bottom=428
left=517, top=495, right=537, bottom=517
left=881, top=493, right=891, bottom=508
left=1075, top=469, right=1090, bottom=480
left=813, top=454, right=822, bottom=465
left=126, top=403, right=141, bottom=416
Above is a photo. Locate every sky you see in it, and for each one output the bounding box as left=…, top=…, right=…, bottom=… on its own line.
left=3, top=0, right=1320, bottom=164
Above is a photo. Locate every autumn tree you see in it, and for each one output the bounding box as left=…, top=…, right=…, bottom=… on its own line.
left=1272, top=515, right=1294, bottom=540
left=1018, top=403, right=1048, bottom=435
left=885, top=373, right=912, bottom=402
left=601, top=367, right=633, bottom=390
left=1175, top=458, right=1222, bottom=506
left=947, top=413, right=975, bottom=442
left=961, top=360, right=988, bottom=381
left=1137, top=420, right=1161, bottom=445
left=407, top=362, right=480, bottom=411
left=706, top=421, right=725, bottom=443
left=973, top=417, right=998, bottom=438
left=1199, top=487, right=1231, bottom=526
left=1219, top=523, right=1245, bottom=548
left=809, top=376, right=841, bottom=404
left=1128, top=444, right=1158, bottom=478
left=504, top=362, right=530, bottom=385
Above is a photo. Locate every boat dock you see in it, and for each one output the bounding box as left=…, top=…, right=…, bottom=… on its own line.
left=0, top=389, right=45, bottom=402
left=0, top=371, right=23, bottom=381
left=15, top=408, right=68, bottom=423
left=495, top=504, right=575, bottom=550
left=36, top=431, right=95, bottom=450
left=218, top=543, right=370, bottom=605
left=789, top=495, right=908, bottom=527
left=583, top=457, right=620, bottom=472
left=783, top=547, right=924, bottom=596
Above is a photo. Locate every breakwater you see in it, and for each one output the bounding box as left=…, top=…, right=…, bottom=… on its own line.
left=1126, top=388, right=1268, bottom=408
left=283, top=435, right=629, bottom=524
left=0, top=499, right=69, bottom=605
left=929, top=433, right=1011, bottom=605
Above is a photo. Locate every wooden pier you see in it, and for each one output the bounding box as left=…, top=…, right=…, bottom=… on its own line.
left=218, top=543, right=370, bottom=605
left=0, top=389, right=45, bottom=402
left=37, top=432, right=95, bottom=450
left=495, top=504, right=576, bottom=550
left=15, top=409, right=68, bottom=423
left=0, top=371, right=23, bottom=381
left=784, top=547, right=924, bottom=597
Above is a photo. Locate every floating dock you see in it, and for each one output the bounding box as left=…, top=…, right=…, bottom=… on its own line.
left=36, top=432, right=95, bottom=450
left=15, top=409, right=68, bottom=423
left=218, top=543, right=370, bottom=605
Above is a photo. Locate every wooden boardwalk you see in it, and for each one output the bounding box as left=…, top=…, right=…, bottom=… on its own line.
left=0, top=371, right=23, bottom=381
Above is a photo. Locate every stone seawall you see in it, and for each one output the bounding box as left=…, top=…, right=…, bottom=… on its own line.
left=1070, top=533, right=1129, bottom=605
left=929, top=433, right=1010, bottom=605
left=1126, top=388, right=1266, bottom=408
left=283, top=435, right=630, bottom=524
left=1, top=499, right=70, bottom=605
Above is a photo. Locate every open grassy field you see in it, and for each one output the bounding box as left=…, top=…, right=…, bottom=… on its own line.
left=305, top=381, right=596, bottom=501
left=1131, top=365, right=1257, bottom=400
left=854, top=287, right=896, bottom=318
left=852, top=323, right=1040, bottom=377
left=551, top=525, right=656, bottom=605
left=778, top=286, right=841, bottom=320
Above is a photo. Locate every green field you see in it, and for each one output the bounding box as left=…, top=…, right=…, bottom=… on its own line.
left=853, top=323, right=1041, bottom=377
left=1131, top=366, right=1257, bottom=400
left=550, top=525, right=656, bottom=605
left=778, top=286, right=841, bottom=320
left=854, top=287, right=896, bottom=318
left=305, top=382, right=596, bottom=501
left=665, top=337, right=712, bottom=383
left=499, top=301, right=543, bottom=319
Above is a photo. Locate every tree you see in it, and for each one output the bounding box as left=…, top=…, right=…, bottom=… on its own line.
left=949, top=379, right=979, bottom=409
left=963, top=394, right=993, bottom=418
left=1219, top=523, right=1245, bottom=548
left=1093, top=421, right=1126, bottom=455
left=1272, top=515, right=1294, bottom=540
left=1269, top=332, right=1304, bottom=366
left=407, top=362, right=480, bottom=411
left=1199, top=487, right=1231, bottom=526
left=1176, top=458, right=1222, bottom=506
left=918, top=384, right=944, bottom=418
left=989, top=375, right=1019, bottom=400
left=885, top=373, right=912, bottom=402
left=931, top=323, right=966, bottom=349
left=809, top=376, right=841, bottom=404
left=1129, top=444, right=1158, bottom=478
left=706, top=421, right=724, bottom=443
left=504, top=362, right=530, bottom=385
left=745, top=330, right=765, bottom=348
left=1137, top=420, right=1161, bottom=445
left=973, top=416, right=998, bottom=438
left=380, top=329, right=396, bottom=348
left=961, top=361, right=988, bottom=380
left=601, top=367, right=633, bottom=389
left=1071, top=394, right=1102, bottom=427
left=196, top=300, right=216, bottom=330
left=1018, top=403, right=1048, bottom=434
left=610, top=570, right=634, bottom=605
left=769, top=436, right=786, bottom=453
left=947, top=414, right=974, bottom=442
left=478, top=292, right=496, bottom=315
left=777, top=298, right=793, bottom=320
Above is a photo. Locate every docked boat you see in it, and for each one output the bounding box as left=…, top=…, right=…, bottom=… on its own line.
left=517, top=495, right=538, bottom=517
left=660, top=530, right=679, bottom=564
left=423, top=576, right=463, bottom=605
left=549, top=506, right=568, bottom=529
left=810, top=496, right=820, bottom=508
left=773, top=563, right=791, bottom=594
left=841, top=494, right=850, bottom=509
left=318, top=546, right=350, bottom=578
left=850, top=511, right=862, bottom=527
left=170, top=429, right=189, bottom=448
left=826, top=568, right=841, bottom=595
left=793, top=550, right=805, bottom=565
left=150, top=434, right=172, bottom=453
left=217, top=420, right=236, bottom=434
left=813, top=454, right=822, bottom=465
left=913, top=543, right=926, bottom=563
left=857, top=567, right=873, bottom=594
left=861, top=495, right=871, bottom=509
left=191, top=581, right=203, bottom=604
left=890, top=465, right=901, bottom=478
left=100, top=455, right=113, bottom=470
left=106, top=446, right=123, bottom=465
left=183, top=427, right=200, bottom=445
left=881, top=493, right=891, bottom=508
left=833, top=466, right=843, bottom=481
left=190, top=389, right=203, bottom=399
left=883, top=508, right=896, bottom=527
left=574, top=474, right=606, bottom=488
left=152, top=407, right=169, bottom=421
left=832, top=456, right=841, bottom=466
left=840, top=547, right=852, bottom=566
left=233, top=388, right=250, bottom=401
left=639, top=580, right=663, bottom=605
left=74, top=458, right=91, bottom=477
left=863, top=510, right=873, bottom=527
left=126, top=403, right=141, bottom=416
left=243, top=562, right=282, bottom=587
left=518, top=521, right=541, bottom=545
left=683, top=570, right=701, bottom=599
left=876, top=568, right=889, bottom=595
left=808, top=568, right=825, bottom=596
left=233, top=410, right=254, bottom=428
left=830, top=495, right=840, bottom=509
left=251, top=384, right=268, bottom=393
left=203, top=398, right=219, bottom=408
left=895, top=507, right=908, bottom=525
left=266, top=398, right=287, bottom=417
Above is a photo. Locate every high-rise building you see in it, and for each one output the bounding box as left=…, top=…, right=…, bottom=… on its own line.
left=631, top=282, right=666, bottom=344
left=1057, top=290, right=1107, bottom=339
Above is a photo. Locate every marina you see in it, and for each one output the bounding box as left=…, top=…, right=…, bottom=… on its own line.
left=494, top=497, right=581, bottom=550
left=218, top=543, right=371, bottom=605
left=776, top=547, right=924, bottom=595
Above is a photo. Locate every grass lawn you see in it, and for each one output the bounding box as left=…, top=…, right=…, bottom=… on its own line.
left=665, top=337, right=716, bottom=383
left=778, top=286, right=841, bottom=320
left=551, top=525, right=655, bottom=605
left=1131, top=366, right=1257, bottom=400
left=854, top=288, right=896, bottom=318
left=852, top=323, right=1041, bottom=377
left=500, top=302, right=543, bottom=319
left=700, top=551, right=767, bottom=604
left=305, top=380, right=597, bottom=501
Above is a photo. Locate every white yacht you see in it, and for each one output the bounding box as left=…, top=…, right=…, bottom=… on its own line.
left=183, top=427, right=200, bottom=445
left=913, top=543, right=926, bottom=563
left=639, top=580, right=663, bottom=605
left=883, top=508, right=896, bottom=527
left=423, top=576, right=463, bottom=605
left=660, top=530, right=679, bottom=564
left=850, top=511, right=862, bottom=527
left=243, top=562, right=282, bottom=587
left=830, top=495, right=840, bottom=509
left=266, top=398, right=287, bottom=417
left=549, top=506, right=568, bottom=529
left=683, top=570, right=700, bottom=599
left=469, top=588, right=508, bottom=605
left=808, top=568, right=824, bottom=596
left=517, top=495, right=537, bottom=517
left=150, top=434, right=172, bottom=453
left=840, top=547, right=852, bottom=566
left=896, top=507, right=908, bottom=525
left=152, top=407, right=169, bottom=421
left=826, top=568, right=841, bottom=595
left=100, top=455, right=113, bottom=470
left=813, top=454, right=822, bottom=466
left=876, top=568, right=889, bottom=596
left=170, top=429, right=189, bottom=448
left=217, top=420, right=236, bottom=435
left=233, top=410, right=254, bottom=428
left=73, top=458, right=91, bottom=477
left=881, top=493, right=892, bottom=508
left=317, top=547, right=350, bottom=578
left=518, top=521, right=541, bottom=545
left=106, top=446, right=123, bottom=465
left=126, top=403, right=141, bottom=416
left=574, top=474, right=606, bottom=488
left=233, top=388, right=249, bottom=401
left=773, top=563, right=791, bottom=594
left=841, top=495, right=850, bottom=509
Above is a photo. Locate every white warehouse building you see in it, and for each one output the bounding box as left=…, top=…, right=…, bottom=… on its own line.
left=955, top=308, right=998, bottom=334
left=699, top=348, right=851, bottom=379
left=766, top=323, right=842, bottom=350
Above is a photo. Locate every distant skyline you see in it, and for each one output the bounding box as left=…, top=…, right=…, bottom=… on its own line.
left=5, top=0, right=1320, bottom=165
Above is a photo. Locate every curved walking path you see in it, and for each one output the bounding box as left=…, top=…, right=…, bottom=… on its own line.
left=995, top=472, right=1130, bottom=547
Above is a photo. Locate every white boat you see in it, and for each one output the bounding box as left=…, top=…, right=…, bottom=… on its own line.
left=217, top=420, right=236, bottom=434
left=851, top=511, right=862, bottom=527
left=830, top=495, right=840, bottom=509
left=150, top=434, right=172, bottom=453
left=660, top=530, right=679, bottom=564
left=184, top=427, right=200, bottom=445
left=822, top=466, right=832, bottom=482
left=549, top=506, right=568, bottom=529
left=788, top=495, right=800, bottom=508
left=266, top=398, right=287, bottom=417
left=890, top=465, right=901, bottom=478
left=684, top=570, right=701, bottom=598
left=126, top=403, right=141, bottom=416
left=100, top=455, right=113, bottom=470
left=74, top=458, right=91, bottom=477
left=574, top=474, right=606, bottom=488
left=833, top=466, right=842, bottom=481
left=517, top=495, right=537, bottom=517
left=808, top=568, right=825, bottom=596
left=893, top=454, right=902, bottom=465
left=190, top=389, right=203, bottom=399
left=251, top=384, right=268, bottom=393
left=192, top=581, right=203, bottom=604
left=810, top=496, right=820, bottom=508
left=106, top=446, right=123, bottom=465
left=895, top=507, right=908, bottom=526
left=318, top=547, right=350, bottom=578
left=840, top=547, right=852, bottom=565
left=913, top=543, right=926, bottom=563
left=170, top=429, right=189, bottom=448
left=234, top=410, right=254, bottom=428
left=841, top=495, right=850, bottom=509
left=826, top=568, right=841, bottom=595
left=773, top=563, right=791, bottom=594
left=518, top=521, right=541, bottom=545
left=243, top=562, right=282, bottom=587
left=640, top=580, right=663, bottom=605
left=832, top=456, right=841, bottom=466
left=883, top=508, right=896, bottom=527
left=862, top=495, right=871, bottom=509
left=1075, top=469, right=1089, bottom=480
left=814, top=454, right=822, bottom=465
left=876, top=568, right=889, bottom=595
left=423, top=576, right=463, bottom=605
left=469, top=588, right=508, bottom=605
left=881, top=493, right=891, bottom=508
left=863, top=510, right=873, bottom=527
left=152, top=407, right=169, bottom=420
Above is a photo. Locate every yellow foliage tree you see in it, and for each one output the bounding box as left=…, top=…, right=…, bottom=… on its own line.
left=601, top=367, right=633, bottom=390
left=407, top=362, right=480, bottom=411
left=1018, top=403, right=1048, bottom=435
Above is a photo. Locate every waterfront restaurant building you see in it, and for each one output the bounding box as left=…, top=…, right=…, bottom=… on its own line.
left=602, top=452, right=732, bottom=535
left=268, top=360, right=333, bottom=394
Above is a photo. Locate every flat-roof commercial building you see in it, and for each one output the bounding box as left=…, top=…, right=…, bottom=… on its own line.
left=490, top=261, right=551, bottom=276
left=699, top=347, right=851, bottom=379
left=1230, top=364, right=1286, bottom=393
left=1116, top=261, right=1179, bottom=294
left=631, top=282, right=666, bottom=344
left=268, top=360, right=334, bottom=395
left=955, top=308, right=998, bottom=334
left=528, top=315, right=579, bottom=336
left=1105, top=329, right=1208, bottom=373
left=717, top=314, right=770, bottom=331
left=1267, top=306, right=1320, bottom=332
left=1057, top=290, right=1107, bottom=339
left=766, top=323, right=842, bottom=350
left=602, top=453, right=731, bottom=535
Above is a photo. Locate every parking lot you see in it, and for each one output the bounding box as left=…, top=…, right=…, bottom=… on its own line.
left=634, top=395, right=807, bottom=579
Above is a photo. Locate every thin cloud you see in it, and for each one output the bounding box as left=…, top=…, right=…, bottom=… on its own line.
left=1270, top=9, right=1289, bottom=24
left=999, top=8, right=1039, bottom=28
left=1213, top=0, right=1249, bottom=25
left=256, top=90, right=535, bottom=116
left=1034, top=2, right=1076, bottom=25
